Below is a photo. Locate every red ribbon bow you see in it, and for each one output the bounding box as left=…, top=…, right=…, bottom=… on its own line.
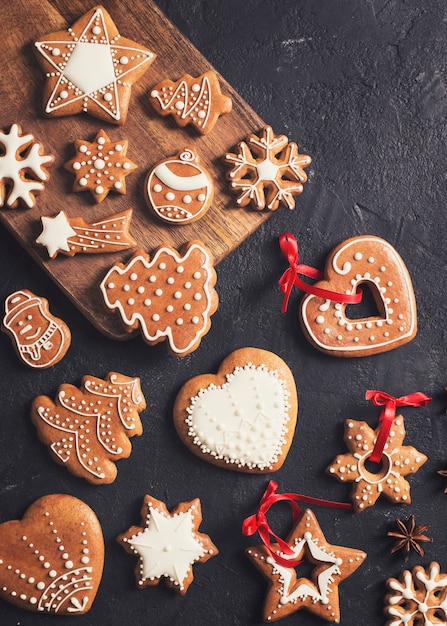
left=242, top=480, right=352, bottom=567
left=278, top=233, right=362, bottom=313
left=366, top=390, right=432, bottom=463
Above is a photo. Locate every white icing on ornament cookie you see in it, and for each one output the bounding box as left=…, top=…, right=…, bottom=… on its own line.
left=173, top=347, right=298, bottom=472
left=34, top=6, right=155, bottom=124
left=300, top=235, right=417, bottom=357
left=145, top=148, right=213, bottom=224
left=0, top=124, right=54, bottom=209
left=117, top=494, right=218, bottom=595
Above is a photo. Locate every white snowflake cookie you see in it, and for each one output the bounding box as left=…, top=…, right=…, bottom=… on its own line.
left=385, top=562, right=447, bottom=626
left=224, top=125, right=311, bottom=211
left=0, top=124, right=54, bottom=209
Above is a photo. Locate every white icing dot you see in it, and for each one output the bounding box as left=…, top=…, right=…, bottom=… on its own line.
left=316, top=315, right=325, bottom=324
left=367, top=256, right=374, bottom=263
left=64, top=560, right=74, bottom=569
left=153, top=183, right=162, bottom=193
left=354, top=252, right=362, bottom=261
left=165, top=192, right=175, bottom=201
left=166, top=305, right=174, bottom=312
left=176, top=266, right=184, bottom=274
left=95, top=185, right=104, bottom=195
left=79, top=177, right=88, bottom=187
left=152, top=313, right=160, bottom=321
left=94, top=158, right=105, bottom=169
left=183, top=303, right=191, bottom=311
left=159, top=262, right=166, bottom=270
left=197, top=110, right=206, bottom=119
left=193, top=271, right=201, bottom=279
left=155, top=288, right=163, bottom=296
left=144, top=299, right=151, bottom=306
left=197, top=193, right=206, bottom=202
left=194, top=293, right=202, bottom=301
left=151, top=89, right=159, bottom=97
left=174, top=291, right=182, bottom=299
left=175, top=101, right=185, bottom=110
left=191, top=83, right=201, bottom=92
left=60, top=90, right=69, bottom=99
left=192, top=316, right=199, bottom=324
left=119, top=56, right=129, bottom=65
left=127, top=298, right=135, bottom=305
left=51, top=47, right=61, bottom=56
left=104, top=92, right=113, bottom=102
left=183, top=195, right=192, bottom=204
left=92, top=26, right=101, bottom=35
left=176, top=318, right=183, bottom=325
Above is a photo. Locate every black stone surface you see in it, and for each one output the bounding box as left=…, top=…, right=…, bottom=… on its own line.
left=1, top=1, right=447, bottom=625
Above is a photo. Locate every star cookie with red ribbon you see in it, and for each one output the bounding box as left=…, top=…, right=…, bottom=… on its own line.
left=246, top=508, right=366, bottom=623
left=326, top=417, right=427, bottom=512
left=34, top=5, right=155, bottom=124
left=117, top=494, right=218, bottom=594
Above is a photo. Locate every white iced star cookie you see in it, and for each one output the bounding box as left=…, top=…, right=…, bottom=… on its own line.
left=117, top=494, right=218, bottom=594
left=34, top=5, right=156, bottom=124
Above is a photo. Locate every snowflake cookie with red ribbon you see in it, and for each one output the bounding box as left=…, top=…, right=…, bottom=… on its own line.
left=224, top=125, right=311, bottom=211
left=0, top=124, right=54, bottom=209
left=117, top=494, right=218, bottom=594
left=385, top=562, right=447, bottom=625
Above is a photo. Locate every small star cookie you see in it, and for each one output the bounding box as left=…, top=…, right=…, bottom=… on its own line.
left=246, top=508, right=366, bottom=623
left=326, top=417, right=427, bottom=512
left=117, top=494, right=218, bottom=594
left=34, top=5, right=155, bottom=124
left=64, top=130, right=137, bottom=203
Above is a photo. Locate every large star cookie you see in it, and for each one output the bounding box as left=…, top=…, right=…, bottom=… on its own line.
left=326, top=417, right=427, bottom=512
left=246, top=508, right=366, bottom=623
left=34, top=5, right=155, bottom=124
left=117, top=494, right=218, bottom=594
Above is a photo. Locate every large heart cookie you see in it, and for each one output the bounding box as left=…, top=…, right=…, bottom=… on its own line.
left=300, top=235, right=417, bottom=357
left=173, top=348, right=298, bottom=473
left=0, top=494, right=104, bottom=614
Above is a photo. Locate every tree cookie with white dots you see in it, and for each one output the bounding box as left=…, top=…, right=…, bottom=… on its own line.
left=300, top=235, right=417, bottom=357
left=173, top=348, right=298, bottom=472
left=117, top=494, right=218, bottom=595
left=64, top=130, right=137, bottom=203
left=145, top=148, right=213, bottom=224
left=148, top=70, right=232, bottom=135
left=99, top=241, right=218, bottom=357
left=30, top=372, right=146, bottom=484
left=0, top=494, right=104, bottom=614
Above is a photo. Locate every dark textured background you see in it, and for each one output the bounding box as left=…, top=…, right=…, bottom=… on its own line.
left=1, top=1, right=447, bottom=624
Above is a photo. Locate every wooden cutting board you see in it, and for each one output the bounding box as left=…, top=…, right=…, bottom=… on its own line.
left=0, top=0, right=270, bottom=339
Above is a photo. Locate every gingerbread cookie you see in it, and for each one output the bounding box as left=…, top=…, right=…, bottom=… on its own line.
left=99, top=241, right=218, bottom=357
left=149, top=70, right=232, bottom=134
left=0, top=124, right=54, bottom=209
left=145, top=148, right=213, bottom=224
left=224, top=125, right=311, bottom=211
left=64, top=129, right=137, bottom=202
left=300, top=235, right=417, bottom=357
left=173, top=348, right=298, bottom=473
left=36, top=209, right=136, bottom=258
left=2, top=290, right=70, bottom=369
left=30, top=372, right=146, bottom=484
left=0, top=494, right=104, bottom=615
left=385, top=562, right=447, bottom=625
left=34, top=5, right=155, bottom=124
left=246, top=508, right=366, bottom=623
left=326, top=417, right=427, bottom=512
left=117, top=494, right=217, bottom=595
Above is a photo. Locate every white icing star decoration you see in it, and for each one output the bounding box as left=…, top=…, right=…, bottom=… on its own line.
left=117, top=495, right=218, bottom=594
left=36, top=212, right=76, bottom=258
left=34, top=5, right=156, bottom=124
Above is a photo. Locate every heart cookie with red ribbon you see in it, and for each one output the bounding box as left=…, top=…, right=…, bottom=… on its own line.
left=300, top=235, right=417, bottom=357
left=173, top=348, right=298, bottom=473
left=0, top=494, right=104, bottom=614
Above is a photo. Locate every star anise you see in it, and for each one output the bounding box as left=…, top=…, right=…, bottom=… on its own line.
left=387, top=515, right=432, bottom=558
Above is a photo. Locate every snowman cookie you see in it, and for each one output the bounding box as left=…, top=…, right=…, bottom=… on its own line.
left=144, top=148, right=213, bottom=225
left=2, top=290, right=71, bottom=368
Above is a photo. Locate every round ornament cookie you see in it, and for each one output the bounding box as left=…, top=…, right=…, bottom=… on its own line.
left=0, top=494, right=104, bottom=615
left=145, top=148, right=213, bottom=224
left=173, top=348, right=298, bottom=472
left=300, top=235, right=417, bottom=357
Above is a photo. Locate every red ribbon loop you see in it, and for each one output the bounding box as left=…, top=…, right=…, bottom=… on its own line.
left=278, top=233, right=362, bottom=313
left=242, top=480, right=352, bottom=568
left=366, top=390, right=432, bottom=463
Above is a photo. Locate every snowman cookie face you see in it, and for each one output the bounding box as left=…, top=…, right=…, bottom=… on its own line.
left=145, top=149, right=213, bottom=225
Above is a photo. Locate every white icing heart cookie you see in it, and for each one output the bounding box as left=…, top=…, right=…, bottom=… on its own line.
left=145, top=148, right=213, bottom=224
left=300, top=235, right=417, bottom=357
left=173, top=348, right=298, bottom=473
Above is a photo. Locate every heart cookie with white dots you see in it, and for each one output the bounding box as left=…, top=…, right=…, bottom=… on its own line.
left=300, top=235, right=417, bottom=357
left=0, top=494, right=104, bottom=614
left=173, top=348, right=298, bottom=473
